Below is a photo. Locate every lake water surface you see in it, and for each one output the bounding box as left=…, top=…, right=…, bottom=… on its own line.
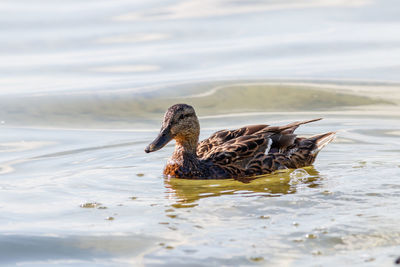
left=1, top=0, right=400, bottom=266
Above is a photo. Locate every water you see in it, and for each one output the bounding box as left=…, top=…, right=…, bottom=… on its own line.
left=2, top=0, right=400, bottom=96
left=1, top=0, right=400, bottom=266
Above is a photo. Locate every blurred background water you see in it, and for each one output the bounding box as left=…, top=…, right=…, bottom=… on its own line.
left=1, top=0, right=400, bottom=96
left=0, top=0, right=400, bottom=266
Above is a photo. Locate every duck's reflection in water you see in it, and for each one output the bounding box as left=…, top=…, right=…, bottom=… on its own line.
left=164, top=167, right=321, bottom=207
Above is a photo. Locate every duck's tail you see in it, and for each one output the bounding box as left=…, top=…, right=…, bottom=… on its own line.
left=285, top=131, right=336, bottom=168
left=309, top=132, right=337, bottom=155
left=245, top=131, right=336, bottom=176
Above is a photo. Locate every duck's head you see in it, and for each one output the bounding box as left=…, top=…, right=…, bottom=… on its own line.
left=145, top=104, right=200, bottom=153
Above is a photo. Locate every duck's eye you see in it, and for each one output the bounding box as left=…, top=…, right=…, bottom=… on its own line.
left=178, top=113, right=192, bottom=121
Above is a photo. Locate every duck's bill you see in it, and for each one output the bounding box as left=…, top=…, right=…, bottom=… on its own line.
left=145, top=129, right=172, bottom=153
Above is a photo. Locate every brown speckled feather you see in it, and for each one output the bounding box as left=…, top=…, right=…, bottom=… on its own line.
left=200, top=134, right=270, bottom=167
left=197, top=124, right=269, bottom=158
left=197, top=119, right=323, bottom=166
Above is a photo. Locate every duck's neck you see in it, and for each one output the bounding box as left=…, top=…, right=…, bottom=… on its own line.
left=164, top=140, right=200, bottom=178
left=164, top=138, right=202, bottom=178
left=172, top=137, right=198, bottom=161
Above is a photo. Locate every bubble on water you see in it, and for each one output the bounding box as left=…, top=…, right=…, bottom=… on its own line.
left=290, top=168, right=309, bottom=178
left=289, top=169, right=310, bottom=185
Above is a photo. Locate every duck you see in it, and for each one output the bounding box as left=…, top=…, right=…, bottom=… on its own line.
left=145, top=104, right=335, bottom=179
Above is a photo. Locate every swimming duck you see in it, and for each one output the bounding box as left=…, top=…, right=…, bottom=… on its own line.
left=145, top=104, right=335, bottom=179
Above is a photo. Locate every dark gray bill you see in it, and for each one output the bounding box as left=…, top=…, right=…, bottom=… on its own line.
left=145, top=128, right=172, bottom=153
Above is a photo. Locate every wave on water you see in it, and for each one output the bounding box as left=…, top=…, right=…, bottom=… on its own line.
left=0, top=80, right=397, bottom=129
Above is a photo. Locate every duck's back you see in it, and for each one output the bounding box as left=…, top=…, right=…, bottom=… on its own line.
left=197, top=124, right=269, bottom=158
left=197, top=125, right=273, bottom=167
left=196, top=119, right=333, bottom=176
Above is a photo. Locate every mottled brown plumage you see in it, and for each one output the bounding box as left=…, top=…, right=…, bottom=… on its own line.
left=145, top=104, right=335, bottom=179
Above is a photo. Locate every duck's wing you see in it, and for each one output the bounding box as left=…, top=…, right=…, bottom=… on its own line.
left=197, top=119, right=323, bottom=167
left=202, top=133, right=273, bottom=167
left=197, top=124, right=269, bottom=158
